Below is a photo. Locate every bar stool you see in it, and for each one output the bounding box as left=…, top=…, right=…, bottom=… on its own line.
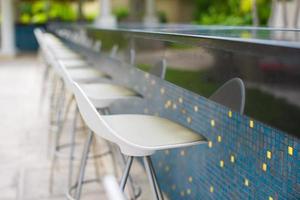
left=40, top=30, right=167, bottom=199
left=40, top=32, right=112, bottom=149
left=70, top=82, right=206, bottom=200
left=46, top=48, right=109, bottom=135
left=71, top=77, right=245, bottom=200
left=209, top=78, right=245, bottom=114
left=40, top=30, right=166, bottom=191
left=39, top=34, right=114, bottom=193
left=35, top=30, right=105, bottom=134
left=46, top=58, right=112, bottom=193
left=57, top=59, right=167, bottom=199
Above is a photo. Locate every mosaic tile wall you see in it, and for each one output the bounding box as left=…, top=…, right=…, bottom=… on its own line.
left=54, top=30, right=299, bottom=200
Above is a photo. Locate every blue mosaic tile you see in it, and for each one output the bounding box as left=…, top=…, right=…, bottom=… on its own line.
left=58, top=34, right=299, bottom=200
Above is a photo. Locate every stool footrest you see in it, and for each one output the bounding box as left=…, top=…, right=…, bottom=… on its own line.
left=66, top=178, right=102, bottom=200
left=54, top=143, right=111, bottom=160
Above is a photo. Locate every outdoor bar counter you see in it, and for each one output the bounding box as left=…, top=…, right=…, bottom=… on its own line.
left=49, top=24, right=300, bottom=200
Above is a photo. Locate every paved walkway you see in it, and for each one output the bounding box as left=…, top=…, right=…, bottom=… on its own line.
left=0, top=55, right=151, bottom=200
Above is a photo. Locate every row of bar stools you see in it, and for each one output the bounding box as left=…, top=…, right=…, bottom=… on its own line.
left=35, top=28, right=167, bottom=199
left=35, top=30, right=113, bottom=195
left=35, top=30, right=132, bottom=197
left=36, top=28, right=245, bottom=200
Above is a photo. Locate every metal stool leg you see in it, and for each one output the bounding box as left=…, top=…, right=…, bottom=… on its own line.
left=103, top=108, right=140, bottom=199
left=106, top=142, right=120, bottom=177
left=49, top=85, right=65, bottom=193
left=119, top=154, right=140, bottom=199
left=143, top=156, right=163, bottom=200
left=74, top=130, right=94, bottom=200
left=49, top=153, right=58, bottom=193
left=68, top=105, right=78, bottom=189
left=47, top=74, right=59, bottom=156
left=53, top=85, right=66, bottom=154
left=147, top=156, right=164, bottom=200
left=91, top=135, right=102, bottom=182
left=39, top=64, right=50, bottom=109
left=120, top=156, right=134, bottom=191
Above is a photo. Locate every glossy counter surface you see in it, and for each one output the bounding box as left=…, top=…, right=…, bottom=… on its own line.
left=49, top=23, right=300, bottom=200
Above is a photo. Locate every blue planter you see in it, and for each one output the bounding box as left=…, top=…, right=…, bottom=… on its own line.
left=16, top=24, right=46, bottom=52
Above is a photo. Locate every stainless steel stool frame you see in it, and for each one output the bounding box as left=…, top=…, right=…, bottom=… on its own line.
left=63, top=59, right=167, bottom=200
left=66, top=107, right=141, bottom=200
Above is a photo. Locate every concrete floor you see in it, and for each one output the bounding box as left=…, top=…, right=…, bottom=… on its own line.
left=0, top=55, right=152, bottom=200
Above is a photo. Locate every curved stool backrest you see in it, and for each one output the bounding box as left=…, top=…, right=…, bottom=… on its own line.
left=58, top=61, right=71, bottom=85
left=34, top=29, right=53, bottom=55
left=149, top=59, right=167, bottom=79
left=93, top=41, right=102, bottom=52
left=209, top=78, right=245, bottom=114
left=34, top=28, right=44, bottom=46
left=71, top=82, right=116, bottom=141
left=71, top=81, right=156, bottom=156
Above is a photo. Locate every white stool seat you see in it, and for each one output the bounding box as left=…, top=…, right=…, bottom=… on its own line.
left=80, top=83, right=139, bottom=108
left=67, top=68, right=107, bottom=83
left=55, top=52, right=82, bottom=60
left=60, top=59, right=90, bottom=68
left=102, top=114, right=206, bottom=151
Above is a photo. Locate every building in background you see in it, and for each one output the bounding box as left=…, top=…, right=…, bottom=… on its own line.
left=0, top=0, right=299, bottom=56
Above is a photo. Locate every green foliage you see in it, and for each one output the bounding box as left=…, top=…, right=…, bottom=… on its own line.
left=18, top=0, right=76, bottom=24
left=113, top=7, right=129, bottom=22
left=194, top=0, right=271, bottom=26
left=158, top=11, right=167, bottom=23
left=85, top=12, right=98, bottom=22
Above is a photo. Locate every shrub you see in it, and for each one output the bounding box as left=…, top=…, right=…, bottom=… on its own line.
left=193, top=0, right=271, bottom=26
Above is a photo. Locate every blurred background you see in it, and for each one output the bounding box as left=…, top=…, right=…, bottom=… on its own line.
left=0, top=0, right=299, bottom=53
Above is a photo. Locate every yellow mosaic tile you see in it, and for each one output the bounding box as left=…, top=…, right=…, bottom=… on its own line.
left=178, top=97, right=183, bottom=103
left=208, top=141, right=213, bottom=148
left=165, top=165, right=170, bottom=172
left=164, top=100, right=172, bottom=109
left=194, top=106, right=199, bottom=112
left=220, top=160, right=224, bottom=168
left=187, top=117, right=192, bottom=124
left=230, top=155, right=235, bottom=163
left=180, top=191, right=185, bottom=197
left=172, top=103, right=177, bottom=110
left=228, top=110, right=232, bottom=118
left=249, top=120, right=254, bottom=128
left=217, top=135, right=222, bottom=142
left=267, top=151, right=272, bottom=159
left=188, top=176, right=193, bottom=183
left=209, top=186, right=214, bottom=193
left=262, top=163, right=267, bottom=172
left=288, top=146, right=293, bottom=156
left=244, top=178, right=249, bottom=186
left=180, top=150, right=186, bottom=156
left=187, top=189, right=192, bottom=195
left=211, top=119, right=215, bottom=127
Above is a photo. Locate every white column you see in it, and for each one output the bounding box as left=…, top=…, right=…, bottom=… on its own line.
left=1, top=0, right=16, bottom=56
left=94, top=0, right=116, bottom=27
left=269, top=0, right=300, bottom=28
left=144, top=0, right=159, bottom=25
